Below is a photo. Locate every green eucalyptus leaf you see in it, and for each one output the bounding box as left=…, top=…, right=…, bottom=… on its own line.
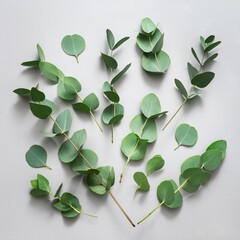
left=102, top=81, right=120, bottom=103
left=201, top=149, right=224, bottom=171
left=121, top=133, right=148, bottom=161
left=101, top=53, right=118, bottom=69
left=203, top=53, right=218, bottom=66
left=146, top=155, right=165, bottom=176
left=61, top=208, right=79, bottom=218
left=102, top=103, right=124, bottom=125
left=41, top=132, right=57, bottom=138
left=152, top=33, right=164, bottom=53
left=110, top=63, right=131, bottom=85
left=61, top=34, right=86, bottom=63
left=133, top=172, right=150, bottom=191
left=191, top=72, right=215, bottom=88
left=83, top=93, right=99, bottom=111
left=175, top=123, right=198, bottom=149
left=200, top=36, right=207, bottom=50
left=181, top=168, right=211, bottom=185
left=130, top=114, right=157, bottom=143
left=30, top=87, right=45, bottom=102
left=141, top=17, right=156, bottom=34
left=106, top=29, right=115, bottom=50
left=187, top=62, right=198, bottom=80
left=54, top=183, right=63, bottom=198
left=39, top=62, right=64, bottom=83
left=174, top=79, right=188, bottom=99
left=157, top=180, right=175, bottom=205
left=191, top=48, right=201, bottom=65
left=37, top=44, right=45, bottom=62
left=21, top=60, right=40, bottom=68
left=205, top=35, right=215, bottom=44
left=179, top=175, right=200, bottom=193
left=112, top=37, right=129, bottom=50
left=25, top=145, right=48, bottom=169
left=53, top=109, right=72, bottom=135
left=13, top=88, right=30, bottom=96
left=53, top=200, right=71, bottom=212
left=140, top=93, right=161, bottom=118
left=70, top=149, right=98, bottom=174
left=41, top=99, right=56, bottom=114
left=72, top=102, right=90, bottom=113
left=206, top=140, right=227, bottom=158
left=165, top=180, right=183, bottom=209
left=58, top=129, right=87, bottom=163
left=30, top=102, right=52, bottom=119
left=37, top=174, right=51, bottom=193
left=30, top=188, right=49, bottom=197
left=61, top=192, right=81, bottom=212
left=142, top=51, right=170, bottom=73
left=31, top=179, right=38, bottom=189
left=204, top=41, right=221, bottom=52
left=181, top=155, right=201, bottom=173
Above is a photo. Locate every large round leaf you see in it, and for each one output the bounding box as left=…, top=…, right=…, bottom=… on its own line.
left=30, top=102, right=52, bottom=119
left=142, top=50, right=170, bottom=73
left=140, top=93, right=161, bottom=118
left=201, top=149, right=223, bottom=171
left=157, top=180, right=175, bottom=205
left=181, top=155, right=201, bottom=173
left=25, top=145, right=47, bottom=168
left=53, top=109, right=72, bottom=134
left=102, top=103, right=124, bottom=125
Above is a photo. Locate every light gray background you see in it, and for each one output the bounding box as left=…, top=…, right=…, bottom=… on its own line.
left=1, top=0, right=240, bottom=239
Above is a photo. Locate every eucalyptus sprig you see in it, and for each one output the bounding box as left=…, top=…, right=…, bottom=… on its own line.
left=120, top=93, right=167, bottom=183
left=30, top=174, right=95, bottom=218
left=162, top=35, right=221, bottom=131
left=136, top=17, right=171, bottom=73
left=14, top=87, right=135, bottom=227
left=101, top=29, right=131, bottom=143
left=137, top=139, right=227, bottom=225
left=21, top=44, right=103, bottom=132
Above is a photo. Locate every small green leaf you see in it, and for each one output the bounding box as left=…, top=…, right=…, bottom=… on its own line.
left=157, top=180, right=175, bottom=205
left=31, top=179, right=38, bottom=189
left=204, top=41, right=221, bottom=52
left=181, top=168, right=211, bottom=185
left=121, top=133, right=148, bottom=161
left=174, top=79, right=188, bottom=99
left=58, top=129, right=87, bottom=163
left=61, top=34, right=86, bottom=63
left=25, top=145, right=48, bottom=169
left=102, top=103, right=124, bottom=125
left=191, top=72, right=215, bottom=88
left=30, top=87, right=45, bottom=102
left=133, top=172, right=150, bottom=191
left=146, top=155, right=165, bottom=176
left=205, top=35, right=215, bottom=44
left=53, top=109, right=72, bottom=135
left=130, top=114, right=157, bottom=143
left=13, top=88, right=30, bottom=96
left=54, top=183, right=63, bottom=198
left=152, top=33, right=164, bottom=53
left=106, top=29, right=115, bottom=50
left=175, top=123, right=198, bottom=149
left=140, top=93, right=161, bottom=118
left=21, top=60, right=40, bottom=68
left=110, top=63, right=131, bottom=85
left=39, top=62, right=64, bottom=83
left=191, top=48, right=201, bottom=65
left=30, top=102, right=52, bottom=119
left=83, top=93, right=99, bottom=111
left=203, top=53, right=218, bottom=66
left=101, top=53, right=118, bottom=69
left=206, top=140, right=227, bottom=158
left=187, top=62, right=198, bottom=80
left=165, top=180, right=183, bottom=209
left=61, top=192, right=81, bottom=212
left=72, top=102, right=90, bottom=113
left=200, top=36, right=207, bottom=50
left=112, top=37, right=129, bottom=50
left=181, top=155, right=201, bottom=173
left=102, top=81, right=120, bottom=103
left=141, top=17, right=156, bottom=34
left=201, top=149, right=224, bottom=171
left=53, top=201, right=70, bottom=212
left=141, top=51, right=170, bottom=73
left=37, top=174, right=51, bottom=193
left=30, top=189, right=49, bottom=197
left=37, top=44, right=45, bottom=62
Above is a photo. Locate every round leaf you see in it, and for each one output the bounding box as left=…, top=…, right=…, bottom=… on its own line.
left=102, top=103, right=124, bottom=125
left=133, top=172, right=150, bottom=191
left=191, top=72, right=215, bottom=88
left=83, top=93, right=99, bottom=111
left=25, top=145, right=47, bottom=168
left=39, top=62, right=64, bottom=83
left=102, top=81, right=120, bottom=103
left=181, top=155, right=201, bottom=174
left=140, top=93, right=161, bottom=118
left=201, top=149, right=224, bottom=171
left=146, top=155, right=165, bottom=176
left=157, top=180, right=175, bottom=205
left=141, top=17, right=156, bottom=34
left=30, top=87, right=45, bottom=102
left=179, top=175, right=200, bottom=193
left=53, top=109, right=72, bottom=134
left=42, top=99, right=56, bottom=114
left=30, top=102, right=52, bottom=119
left=206, top=140, right=227, bottom=158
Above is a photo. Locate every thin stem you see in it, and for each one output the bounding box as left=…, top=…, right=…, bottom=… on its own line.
left=162, top=98, right=188, bottom=131
left=45, top=164, right=52, bottom=170
left=75, top=56, right=79, bottom=64
left=111, top=124, right=114, bottom=143
left=80, top=210, right=97, bottom=218
left=137, top=201, right=165, bottom=225
left=174, top=179, right=188, bottom=193
left=139, top=118, right=148, bottom=136
left=174, top=145, right=181, bottom=151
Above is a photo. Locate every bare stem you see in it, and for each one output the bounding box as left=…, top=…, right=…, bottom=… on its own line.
left=111, top=124, right=114, bottom=143
left=45, top=164, right=52, bottom=170
left=119, top=157, right=130, bottom=183
left=174, top=145, right=181, bottom=151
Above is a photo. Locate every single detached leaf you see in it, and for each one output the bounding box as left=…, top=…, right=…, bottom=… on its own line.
left=58, top=129, right=87, bottom=163
left=146, top=155, right=165, bottom=176
left=110, top=63, right=131, bottom=85
left=130, top=114, right=157, bottom=143
left=13, top=88, right=30, bottom=96
left=106, top=29, right=115, bottom=50
left=140, top=93, right=161, bottom=118
left=53, top=109, right=72, bottom=134
left=121, top=133, right=148, bottom=161
left=37, top=44, right=45, bottom=62
left=157, top=180, right=175, bottom=205
left=187, top=62, right=198, bottom=80
left=112, top=37, right=129, bottom=50
left=191, top=48, right=201, bottom=65
left=174, top=79, right=188, bottom=99
left=165, top=180, right=183, bottom=209
left=102, top=81, right=120, bottom=103
left=21, top=60, right=40, bottom=68
left=133, top=172, right=150, bottom=191
left=39, top=62, right=64, bottom=83
left=203, top=53, right=218, bottom=66
left=30, top=102, right=52, bottom=119
left=83, top=93, right=99, bottom=111
left=25, top=145, right=48, bottom=168
left=191, top=72, right=215, bottom=88
left=201, top=149, right=224, bottom=171
left=141, top=51, right=170, bottom=73
left=206, top=140, right=227, bottom=158
left=101, top=53, right=118, bottom=69
left=141, top=17, right=156, bottom=34
left=175, top=123, right=198, bottom=149
left=61, top=34, right=86, bottom=62
left=101, top=103, right=124, bottom=125
left=204, top=41, right=221, bottom=52
left=181, top=155, right=201, bottom=173
left=30, top=87, right=45, bottom=102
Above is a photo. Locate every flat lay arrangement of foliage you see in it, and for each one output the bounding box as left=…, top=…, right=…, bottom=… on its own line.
left=13, top=17, right=226, bottom=228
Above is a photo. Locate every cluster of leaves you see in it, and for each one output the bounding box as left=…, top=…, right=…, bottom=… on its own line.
left=120, top=93, right=167, bottom=182
left=30, top=174, right=86, bottom=218
left=21, top=42, right=103, bottom=132
left=101, top=29, right=131, bottom=142
left=174, top=123, right=198, bottom=150
left=163, top=35, right=221, bottom=130
left=133, top=155, right=165, bottom=193
left=136, top=17, right=171, bottom=73
left=137, top=139, right=227, bottom=224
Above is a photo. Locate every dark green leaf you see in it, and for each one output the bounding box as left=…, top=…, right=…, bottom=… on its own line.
left=106, top=29, right=115, bottom=50
left=72, top=102, right=90, bottom=113
left=21, top=60, right=40, bottom=67
left=165, top=180, right=183, bottom=209
left=61, top=192, right=81, bottom=212
left=191, top=72, right=215, bottom=88
left=30, top=102, right=52, bottom=119
left=181, top=168, right=211, bottom=185
left=101, top=103, right=124, bottom=125
left=174, top=79, right=188, bottom=99
left=206, top=140, right=227, bottom=158
left=25, top=145, right=48, bottom=168
left=205, top=35, right=215, bottom=44
left=146, top=155, right=165, bottom=176
left=30, top=189, right=49, bottom=197
left=187, top=62, right=198, bottom=80
left=110, top=63, right=131, bottom=85
left=203, top=53, right=218, bottom=66
left=42, top=99, right=56, bottom=114
left=53, top=200, right=70, bottom=212
left=205, top=41, right=221, bottom=52
left=13, top=88, right=30, bottom=96
left=157, top=180, right=175, bottom=205
left=133, top=172, right=150, bottom=191
left=101, top=53, right=118, bottom=69
left=181, top=155, right=201, bottom=173
left=37, top=174, right=51, bottom=193
left=200, top=36, right=207, bottom=50
left=30, top=87, right=45, bottom=102
left=201, top=149, right=224, bottom=171
left=61, top=208, right=79, bottom=218
left=102, top=81, right=120, bottom=103
left=191, top=48, right=201, bottom=65
left=53, top=109, right=72, bottom=134
left=112, top=37, right=130, bottom=50
left=179, top=175, right=200, bottom=193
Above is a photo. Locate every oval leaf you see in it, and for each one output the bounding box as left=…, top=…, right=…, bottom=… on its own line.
left=175, top=79, right=188, bottom=99
left=53, top=109, right=72, bottom=135
left=106, top=29, right=115, bottom=50
left=133, top=172, right=150, bottom=191
left=101, top=53, right=118, bottom=69
left=25, top=145, right=48, bottom=168
left=165, top=180, right=183, bottom=209
left=30, top=87, right=45, bottom=102
left=141, top=17, right=156, bottom=34
left=157, top=180, right=175, bottom=205
left=30, top=102, right=52, bottom=119
left=140, top=93, right=161, bottom=118
left=201, top=149, right=224, bottom=171
left=111, top=63, right=131, bottom=85
left=191, top=72, right=215, bottom=88
left=83, top=93, right=99, bottom=111
left=146, top=155, right=165, bottom=176
left=102, top=103, right=124, bottom=125
left=39, top=62, right=64, bottom=83
left=206, top=140, right=227, bottom=158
